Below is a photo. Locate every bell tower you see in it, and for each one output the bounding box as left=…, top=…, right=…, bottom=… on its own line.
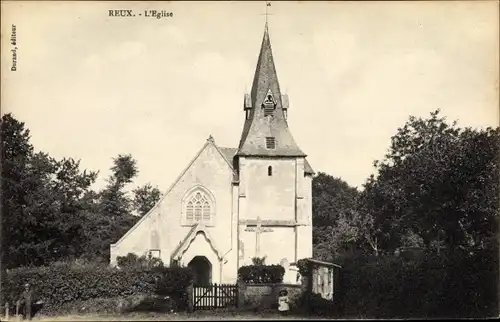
left=236, top=23, right=313, bottom=266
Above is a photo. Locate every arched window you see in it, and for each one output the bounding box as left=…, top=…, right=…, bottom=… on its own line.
left=268, top=166, right=273, bottom=176
left=184, top=190, right=213, bottom=225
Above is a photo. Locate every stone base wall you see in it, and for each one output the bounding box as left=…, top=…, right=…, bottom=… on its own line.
left=237, top=282, right=305, bottom=311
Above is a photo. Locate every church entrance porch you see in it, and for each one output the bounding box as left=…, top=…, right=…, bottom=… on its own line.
left=188, top=256, right=212, bottom=286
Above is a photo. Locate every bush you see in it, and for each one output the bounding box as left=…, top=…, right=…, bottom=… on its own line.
left=296, top=258, right=310, bottom=276
left=251, top=256, right=267, bottom=266
left=338, top=249, right=498, bottom=318
left=117, top=252, right=164, bottom=270
left=298, top=292, right=339, bottom=317
left=155, top=266, right=193, bottom=309
left=10, top=294, right=178, bottom=316
left=238, top=265, right=285, bottom=284
left=2, top=261, right=194, bottom=316
left=49, top=296, right=133, bottom=315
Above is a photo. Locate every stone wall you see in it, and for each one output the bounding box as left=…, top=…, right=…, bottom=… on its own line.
left=237, top=281, right=305, bottom=311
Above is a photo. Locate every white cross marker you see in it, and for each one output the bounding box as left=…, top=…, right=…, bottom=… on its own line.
left=245, top=216, right=273, bottom=258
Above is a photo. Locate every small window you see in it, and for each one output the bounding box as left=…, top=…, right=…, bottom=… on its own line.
left=266, top=137, right=276, bottom=149
left=268, top=166, right=272, bottom=176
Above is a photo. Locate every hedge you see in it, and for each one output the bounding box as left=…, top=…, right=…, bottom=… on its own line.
left=21, top=294, right=179, bottom=316
left=238, top=264, right=285, bottom=284
left=338, top=249, right=498, bottom=319
left=296, top=292, right=341, bottom=317
left=2, top=261, right=194, bottom=315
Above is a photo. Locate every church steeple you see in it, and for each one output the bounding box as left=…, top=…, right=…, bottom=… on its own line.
left=237, top=24, right=306, bottom=157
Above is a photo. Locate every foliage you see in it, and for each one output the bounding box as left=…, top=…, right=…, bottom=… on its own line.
left=0, top=114, right=148, bottom=267
left=115, top=253, right=193, bottom=309
left=98, top=154, right=138, bottom=217
left=312, top=172, right=360, bottom=228
left=311, top=111, right=499, bottom=260
left=132, top=183, right=163, bottom=217
left=3, top=106, right=498, bottom=318
left=1, top=113, right=99, bottom=268
left=79, top=211, right=139, bottom=262
left=362, top=110, right=499, bottom=254
left=298, top=292, right=339, bottom=317
left=154, top=266, right=194, bottom=310
left=338, top=250, right=498, bottom=318
left=18, top=295, right=177, bottom=316
left=311, top=173, right=363, bottom=259
left=296, top=258, right=310, bottom=276
left=238, top=265, right=285, bottom=284
left=120, top=294, right=179, bottom=313
left=251, top=256, right=267, bottom=266
left=2, top=262, right=194, bottom=315
left=117, top=252, right=164, bottom=270
left=111, top=154, right=138, bottom=186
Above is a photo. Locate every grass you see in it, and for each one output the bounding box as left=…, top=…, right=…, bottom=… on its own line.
left=26, top=310, right=323, bottom=321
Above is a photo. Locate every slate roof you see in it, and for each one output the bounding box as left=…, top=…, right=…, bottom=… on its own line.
left=218, top=147, right=238, bottom=167
left=218, top=145, right=314, bottom=175
left=237, top=24, right=306, bottom=157
left=304, top=159, right=315, bottom=175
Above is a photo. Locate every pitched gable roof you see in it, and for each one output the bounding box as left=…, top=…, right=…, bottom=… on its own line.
left=218, top=147, right=238, bottom=166
left=111, top=137, right=236, bottom=248
left=170, top=223, right=223, bottom=261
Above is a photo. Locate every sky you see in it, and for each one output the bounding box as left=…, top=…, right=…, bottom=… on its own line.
left=1, top=1, right=499, bottom=192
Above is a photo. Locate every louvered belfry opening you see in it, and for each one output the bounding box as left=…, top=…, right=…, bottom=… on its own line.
left=266, top=137, right=276, bottom=149
left=264, top=105, right=274, bottom=117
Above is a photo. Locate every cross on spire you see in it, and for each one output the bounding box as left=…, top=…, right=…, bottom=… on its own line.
left=260, top=2, right=273, bottom=26
left=237, top=1, right=306, bottom=157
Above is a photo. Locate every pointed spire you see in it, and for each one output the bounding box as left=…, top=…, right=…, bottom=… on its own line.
left=250, top=22, right=280, bottom=108
left=237, top=24, right=305, bottom=157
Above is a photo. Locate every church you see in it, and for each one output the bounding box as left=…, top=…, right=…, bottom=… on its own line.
left=110, top=23, right=314, bottom=285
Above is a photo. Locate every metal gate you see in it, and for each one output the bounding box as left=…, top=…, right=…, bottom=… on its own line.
left=193, top=283, right=238, bottom=310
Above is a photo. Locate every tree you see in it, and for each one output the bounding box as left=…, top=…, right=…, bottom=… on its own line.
left=312, top=173, right=360, bottom=229
left=82, top=154, right=140, bottom=261
left=111, top=154, right=138, bottom=186
left=1, top=113, right=99, bottom=267
left=98, top=154, right=138, bottom=217
left=53, top=158, right=98, bottom=213
left=311, top=173, right=362, bottom=258
left=364, top=110, right=499, bottom=253
left=132, top=183, right=162, bottom=217
left=1, top=113, right=34, bottom=266
left=79, top=210, right=139, bottom=262
left=1, top=114, right=159, bottom=266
